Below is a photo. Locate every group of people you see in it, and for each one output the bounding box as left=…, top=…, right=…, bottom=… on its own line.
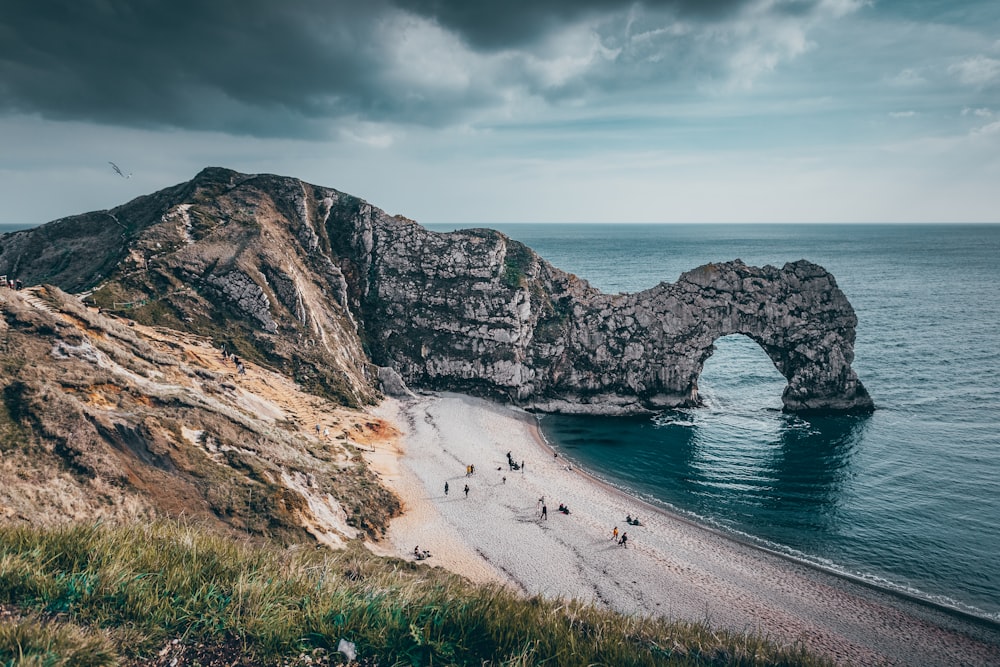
left=3, top=277, right=23, bottom=290
left=537, top=498, right=573, bottom=519
left=413, top=546, right=431, bottom=560
left=611, top=526, right=629, bottom=547
left=219, top=345, right=246, bottom=375
left=433, top=454, right=642, bottom=563
left=444, top=481, right=470, bottom=497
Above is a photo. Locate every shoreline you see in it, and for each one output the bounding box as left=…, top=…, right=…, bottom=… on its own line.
left=368, top=392, right=1000, bottom=666
left=534, top=414, right=1000, bottom=633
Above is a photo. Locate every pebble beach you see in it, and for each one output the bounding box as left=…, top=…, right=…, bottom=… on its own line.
left=368, top=393, right=1000, bottom=666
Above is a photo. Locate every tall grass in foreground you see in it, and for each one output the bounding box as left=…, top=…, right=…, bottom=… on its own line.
left=0, top=522, right=829, bottom=666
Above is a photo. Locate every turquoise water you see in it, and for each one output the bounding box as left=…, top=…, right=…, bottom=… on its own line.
left=428, top=223, right=1000, bottom=621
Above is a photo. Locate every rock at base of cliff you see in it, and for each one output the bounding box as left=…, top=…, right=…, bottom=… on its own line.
left=378, top=366, right=415, bottom=398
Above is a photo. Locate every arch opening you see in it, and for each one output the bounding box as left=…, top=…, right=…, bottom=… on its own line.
left=697, top=334, right=786, bottom=412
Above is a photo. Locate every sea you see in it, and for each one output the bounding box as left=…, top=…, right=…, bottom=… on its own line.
left=427, top=222, right=1000, bottom=623
left=5, top=220, right=998, bottom=621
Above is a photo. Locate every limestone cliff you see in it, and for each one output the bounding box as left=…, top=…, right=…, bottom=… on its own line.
left=0, top=167, right=872, bottom=415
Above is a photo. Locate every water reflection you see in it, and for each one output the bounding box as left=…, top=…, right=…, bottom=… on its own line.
left=540, top=408, right=871, bottom=552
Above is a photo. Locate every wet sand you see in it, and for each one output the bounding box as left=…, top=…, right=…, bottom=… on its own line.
left=369, top=392, right=1000, bottom=666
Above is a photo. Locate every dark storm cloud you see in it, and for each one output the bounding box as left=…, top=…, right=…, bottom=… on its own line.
left=0, top=0, right=404, bottom=136
left=392, top=0, right=748, bottom=48
left=0, top=0, right=833, bottom=137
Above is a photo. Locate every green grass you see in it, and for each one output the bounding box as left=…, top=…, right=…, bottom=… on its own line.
left=0, top=522, right=829, bottom=666
left=0, top=614, right=116, bottom=667
left=502, top=241, right=533, bottom=290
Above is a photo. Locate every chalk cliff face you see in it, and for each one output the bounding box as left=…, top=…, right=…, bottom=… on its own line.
left=0, top=168, right=872, bottom=414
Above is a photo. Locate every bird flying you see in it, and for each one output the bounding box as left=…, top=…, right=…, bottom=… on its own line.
left=108, top=161, right=132, bottom=179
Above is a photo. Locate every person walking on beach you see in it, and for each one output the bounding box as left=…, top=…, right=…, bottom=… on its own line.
left=541, top=503, right=548, bottom=520
left=619, top=532, right=628, bottom=548
left=612, top=526, right=618, bottom=541
left=464, top=484, right=469, bottom=497
left=444, top=482, right=449, bottom=496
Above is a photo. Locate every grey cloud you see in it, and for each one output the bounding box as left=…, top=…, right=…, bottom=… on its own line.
left=392, top=0, right=750, bottom=49
left=0, top=0, right=844, bottom=137
left=1, top=0, right=406, bottom=136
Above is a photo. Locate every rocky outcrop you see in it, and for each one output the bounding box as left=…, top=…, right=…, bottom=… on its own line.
left=0, top=167, right=872, bottom=414
left=0, top=286, right=399, bottom=539
left=359, top=220, right=872, bottom=414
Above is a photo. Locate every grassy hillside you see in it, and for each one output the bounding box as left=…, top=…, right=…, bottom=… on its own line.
left=0, top=522, right=829, bottom=666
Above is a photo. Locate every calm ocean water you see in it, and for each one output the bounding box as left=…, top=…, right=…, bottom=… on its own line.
left=6, top=220, right=998, bottom=619
left=429, top=222, right=1000, bottom=621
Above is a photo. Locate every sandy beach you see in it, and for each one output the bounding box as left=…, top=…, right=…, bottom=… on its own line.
left=366, top=392, right=1000, bottom=666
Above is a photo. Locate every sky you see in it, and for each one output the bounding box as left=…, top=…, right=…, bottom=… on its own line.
left=1, top=0, right=999, bottom=225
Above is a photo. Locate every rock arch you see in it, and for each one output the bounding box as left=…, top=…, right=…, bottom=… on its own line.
left=540, top=259, right=875, bottom=414
left=363, top=218, right=873, bottom=415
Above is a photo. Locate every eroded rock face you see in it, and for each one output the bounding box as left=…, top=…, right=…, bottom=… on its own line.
left=357, top=219, right=873, bottom=414
left=0, top=167, right=873, bottom=414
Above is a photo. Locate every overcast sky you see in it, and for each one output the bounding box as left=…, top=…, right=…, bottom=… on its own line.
left=2, top=0, right=998, bottom=225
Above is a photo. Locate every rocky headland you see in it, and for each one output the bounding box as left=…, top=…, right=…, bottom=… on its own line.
left=1, top=167, right=872, bottom=417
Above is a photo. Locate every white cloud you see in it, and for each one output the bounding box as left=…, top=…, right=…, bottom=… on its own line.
left=816, top=0, right=870, bottom=19
left=379, top=12, right=475, bottom=91
left=971, top=120, right=1000, bottom=137
left=887, top=68, right=927, bottom=87
left=949, top=55, right=1000, bottom=87
left=715, top=0, right=867, bottom=90
left=726, top=24, right=814, bottom=90
left=522, top=23, right=621, bottom=89
left=889, top=111, right=917, bottom=118
left=962, top=107, right=993, bottom=117
left=339, top=125, right=396, bottom=148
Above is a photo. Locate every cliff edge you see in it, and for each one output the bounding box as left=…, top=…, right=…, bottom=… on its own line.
left=0, top=167, right=872, bottom=415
